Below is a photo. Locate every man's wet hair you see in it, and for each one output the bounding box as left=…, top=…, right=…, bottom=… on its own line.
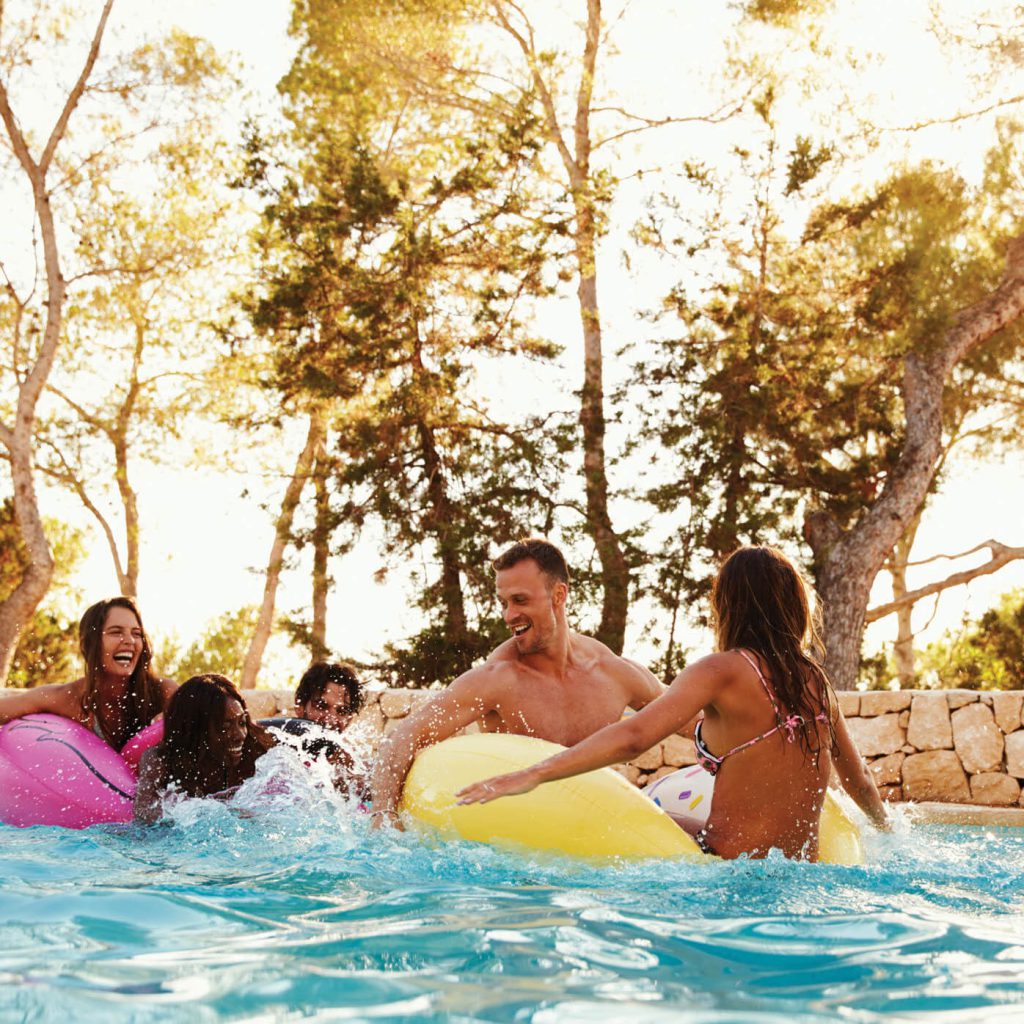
left=491, top=538, right=570, bottom=588
left=295, top=661, right=364, bottom=713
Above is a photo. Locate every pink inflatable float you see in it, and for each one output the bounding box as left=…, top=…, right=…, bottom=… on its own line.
left=0, top=713, right=162, bottom=829
left=121, top=720, right=164, bottom=772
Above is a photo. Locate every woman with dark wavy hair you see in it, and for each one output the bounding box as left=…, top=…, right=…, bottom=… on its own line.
left=133, top=674, right=276, bottom=824
left=458, top=546, right=889, bottom=860
left=0, top=596, right=176, bottom=749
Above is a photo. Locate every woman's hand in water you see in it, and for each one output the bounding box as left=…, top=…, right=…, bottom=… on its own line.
left=456, top=767, right=542, bottom=805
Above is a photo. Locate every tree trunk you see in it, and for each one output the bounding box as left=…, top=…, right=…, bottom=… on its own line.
left=110, top=318, right=147, bottom=598
left=0, top=441, right=55, bottom=683
left=311, top=441, right=330, bottom=661
left=240, top=409, right=324, bottom=688
left=494, top=0, right=630, bottom=653
left=891, top=573, right=915, bottom=687
left=807, top=234, right=1024, bottom=689
left=575, top=202, right=629, bottom=652
left=0, top=1, right=114, bottom=683
left=890, top=515, right=921, bottom=687
left=571, top=0, right=629, bottom=652
left=417, top=419, right=469, bottom=656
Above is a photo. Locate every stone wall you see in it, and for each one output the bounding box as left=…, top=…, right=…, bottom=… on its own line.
left=837, top=689, right=1024, bottom=807
left=6, top=685, right=1024, bottom=806
left=238, top=687, right=1024, bottom=806
left=237, top=687, right=700, bottom=791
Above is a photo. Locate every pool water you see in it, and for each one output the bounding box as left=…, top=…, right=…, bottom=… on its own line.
left=2, top=751, right=1023, bottom=1023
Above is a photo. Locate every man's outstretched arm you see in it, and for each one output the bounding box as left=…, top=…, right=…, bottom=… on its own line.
left=369, top=670, right=498, bottom=828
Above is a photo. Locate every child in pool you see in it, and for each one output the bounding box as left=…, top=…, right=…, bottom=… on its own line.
left=0, top=597, right=176, bottom=750
left=292, top=661, right=368, bottom=799
left=458, top=546, right=890, bottom=860
left=133, top=674, right=275, bottom=824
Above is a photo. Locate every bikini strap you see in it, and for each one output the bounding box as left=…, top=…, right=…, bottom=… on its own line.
left=734, top=648, right=809, bottom=744
left=697, top=651, right=824, bottom=771
left=733, top=649, right=782, bottom=717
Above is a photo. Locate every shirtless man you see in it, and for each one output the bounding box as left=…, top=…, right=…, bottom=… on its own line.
left=369, top=538, right=665, bottom=827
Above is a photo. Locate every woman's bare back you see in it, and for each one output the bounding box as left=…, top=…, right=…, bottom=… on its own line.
left=696, top=650, right=832, bottom=859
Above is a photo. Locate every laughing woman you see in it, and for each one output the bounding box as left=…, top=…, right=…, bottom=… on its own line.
left=0, top=597, right=176, bottom=750
left=133, top=674, right=276, bottom=824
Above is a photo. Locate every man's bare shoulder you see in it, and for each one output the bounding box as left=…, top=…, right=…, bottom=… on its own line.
left=483, top=637, right=521, bottom=665
left=390, top=659, right=519, bottom=741
left=568, top=631, right=616, bottom=659
left=569, top=633, right=644, bottom=676
left=449, top=654, right=520, bottom=700
left=567, top=633, right=663, bottom=701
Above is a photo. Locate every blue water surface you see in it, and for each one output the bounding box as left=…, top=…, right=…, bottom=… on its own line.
left=2, top=752, right=1023, bottom=1023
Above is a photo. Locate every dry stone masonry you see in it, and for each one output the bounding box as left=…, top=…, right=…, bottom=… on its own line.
left=843, top=690, right=1024, bottom=807
left=3, top=685, right=1021, bottom=807
left=231, top=685, right=1024, bottom=807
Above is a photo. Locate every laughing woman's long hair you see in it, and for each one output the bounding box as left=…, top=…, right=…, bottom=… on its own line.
left=77, top=597, right=165, bottom=747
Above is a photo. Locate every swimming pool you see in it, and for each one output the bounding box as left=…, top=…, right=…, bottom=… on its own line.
left=2, top=755, right=1023, bottom=1022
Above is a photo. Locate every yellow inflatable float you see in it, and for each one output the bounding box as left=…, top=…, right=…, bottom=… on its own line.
left=401, top=733, right=864, bottom=865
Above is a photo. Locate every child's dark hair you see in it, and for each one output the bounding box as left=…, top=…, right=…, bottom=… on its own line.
left=294, top=662, right=364, bottom=713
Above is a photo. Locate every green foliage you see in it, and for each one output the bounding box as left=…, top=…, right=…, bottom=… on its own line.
left=8, top=609, right=80, bottom=689
left=742, top=0, right=829, bottom=25
left=626, top=102, right=1024, bottom=631
left=784, top=135, right=833, bottom=196
left=239, top=5, right=572, bottom=686
left=0, top=499, right=85, bottom=688
left=159, top=607, right=260, bottom=683
left=858, top=648, right=896, bottom=691
left=918, top=590, right=1024, bottom=690
left=379, top=614, right=509, bottom=689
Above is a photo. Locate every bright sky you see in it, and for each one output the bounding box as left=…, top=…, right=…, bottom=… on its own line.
left=8, top=0, right=1024, bottom=686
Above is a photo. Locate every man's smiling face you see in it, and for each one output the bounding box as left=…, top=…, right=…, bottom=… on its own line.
left=495, top=558, right=565, bottom=656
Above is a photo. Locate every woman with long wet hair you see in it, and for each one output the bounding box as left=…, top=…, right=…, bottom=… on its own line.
left=0, top=596, right=176, bottom=749
left=458, top=546, right=889, bottom=860
left=133, top=674, right=276, bottom=824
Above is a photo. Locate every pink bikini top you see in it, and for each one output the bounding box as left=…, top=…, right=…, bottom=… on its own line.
left=693, top=649, right=828, bottom=777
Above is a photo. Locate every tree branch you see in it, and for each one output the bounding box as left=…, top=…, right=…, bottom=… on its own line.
left=36, top=437, right=128, bottom=588
left=886, top=93, right=1024, bottom=133
left=39, top=0, right=115, bottom=176
left=865, top=540, right=1024, bottom=623
left=591, top=97, right=747, bottom=151
left=47, top=382, right=113, bottom=437
left=0, top=75, right=36, bottom=179
left=491, top=0, right=577, bottom=179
